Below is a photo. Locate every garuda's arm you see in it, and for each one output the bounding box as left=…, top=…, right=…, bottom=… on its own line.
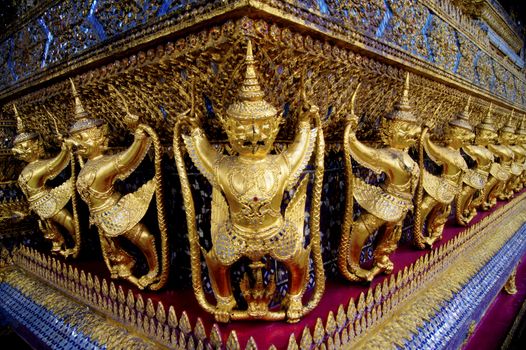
left=114, top=128, right=151, bottom=181
left=423, top=133, right=447, bottom=166
left=463, top=145, right=494, bottom=164
left=41, top=144, right=71, bottom=182
left=182, top=127, right=221, bottom=186
left=346, top=131, right=387, bottom=175
left=283, top=117, right=317, bottom=188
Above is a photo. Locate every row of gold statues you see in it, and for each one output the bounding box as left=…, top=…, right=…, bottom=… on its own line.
left=10, top=41, right=526, bottom=323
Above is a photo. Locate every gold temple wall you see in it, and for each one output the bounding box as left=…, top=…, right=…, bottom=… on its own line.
left=0, top=1, right=524, bottom=142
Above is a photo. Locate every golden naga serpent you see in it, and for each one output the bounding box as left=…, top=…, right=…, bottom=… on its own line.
left=137, top=123, right=170, bottom=290
left=413, top=103, right=442, bottom=249
left=49, top=110, right=82, bottom=259
left=68, top=151, right=81, bottom=258
left=173, top=118, right=215, bottom=316
left=110, top=86, right=170, bottom=290
left=337, top=82, right=361, bottom=282
left=413, top=125, right=428, bottom=249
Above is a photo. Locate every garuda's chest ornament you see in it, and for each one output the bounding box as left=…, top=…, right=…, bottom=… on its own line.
left=174, top=40, right=325, bottom=323
left=221, top=157, right=283, bottom=227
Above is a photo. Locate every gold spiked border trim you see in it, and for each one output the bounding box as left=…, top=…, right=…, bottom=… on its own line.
left=1, top=192, right=524, bottom=349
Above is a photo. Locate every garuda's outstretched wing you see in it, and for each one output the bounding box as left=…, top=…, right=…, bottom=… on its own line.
left=32, top=178, right=73, bottom=219
left=94, top=179, right=155, bottom=237
left=285, top=175, right=309, bottom=236
left=353, top=177, right=412, bottom=222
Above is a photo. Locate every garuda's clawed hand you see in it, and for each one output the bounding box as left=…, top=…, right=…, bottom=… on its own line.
left=177, top=109, right=200, bottom=129
left=124, top=111, right=140, bottom=130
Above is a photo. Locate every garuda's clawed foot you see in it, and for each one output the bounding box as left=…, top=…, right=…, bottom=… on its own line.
left=375, top=256, right=394, bottom=275
left=137, top=271, right=159, bottom=289
left=349, top=264, right=374, bottom=282
left=284, top=293, right=303, bottom=323
left=214, top=294, right=236, bottom=323
left=59, top=248, right=74, bottom=258
left=424, top=235, right=441, bottom=248
left=110, top=261, right=134, bottom=280
left=51, top=242, right=63, bottom=253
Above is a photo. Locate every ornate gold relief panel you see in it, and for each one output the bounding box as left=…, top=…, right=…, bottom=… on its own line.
left=2, top=16, right=512, bottom=152
left=426, top=15, right=459, bottom=72
left=384, top=0, right=429, bottom=58
left=457, top=33, right=477, bottom=81
left=475, top=52, right=493, bottom=90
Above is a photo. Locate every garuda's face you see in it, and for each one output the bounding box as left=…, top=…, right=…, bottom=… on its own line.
left=69, top=126, right=106, bottom=158
left=446, top=126, right=473, bottom=148
left=225, top=117, right=280, bottom=159
left=390, top=120, right=421, bottom=149
left=475, top=129, right=496, bottom=146
left=12, top=138, right=42, bottom=162
left=499, top=131, right=515, bottom=145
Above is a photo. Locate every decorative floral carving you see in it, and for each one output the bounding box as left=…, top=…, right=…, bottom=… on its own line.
left=385, top=0, right=429, bottom=58
left=426, top=15, right=459, bottom=72
left=457, top=33, right=477, bottom=81
left=475, top=52, right=493, bottom=89
left=0, top=0, right=523, bottom=110
left=12, top=21, right=46, bottom=79
left=42, top=0, right=97, bottom=66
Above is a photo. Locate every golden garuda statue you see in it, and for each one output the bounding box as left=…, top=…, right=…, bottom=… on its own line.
left=507, top=113, right=525, bottom=193
left=516, top=117, right=526, bottom=188
left=173, top=40, right=325, bottom=323
left=455, top=99, right=493, bottom=226
left=486, top=114, right=516, bottom=202
left=413, top=101, right=472, bottom=249
left=338, top=74, right=420, bottom=282
left=66, top=79, right=169, bottom=290
left=12, top=104, right=81, bottom=258
left=479, top=105, right=509, bottom=210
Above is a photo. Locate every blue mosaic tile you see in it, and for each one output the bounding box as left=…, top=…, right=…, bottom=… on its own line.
left=0, top=283, right=104, bottom=349
left=402, top=224, right=526, bottom=349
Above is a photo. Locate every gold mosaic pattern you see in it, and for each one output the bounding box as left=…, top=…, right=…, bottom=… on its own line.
left=2, top=16, right=522, bottom=152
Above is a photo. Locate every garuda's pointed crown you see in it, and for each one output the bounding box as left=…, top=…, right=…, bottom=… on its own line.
left=449, top=97, right=473, bottom=131
left=500, top=109, right=516, bottom=134
left=68, top=78, right=104, bottom=134
left=385, top=72, right=418, bottom=123
left=13, top=104, right=38, bottom=145
left=477, top=103, right=496, bottom=132
left=225, top=40, right=279, bottom=122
